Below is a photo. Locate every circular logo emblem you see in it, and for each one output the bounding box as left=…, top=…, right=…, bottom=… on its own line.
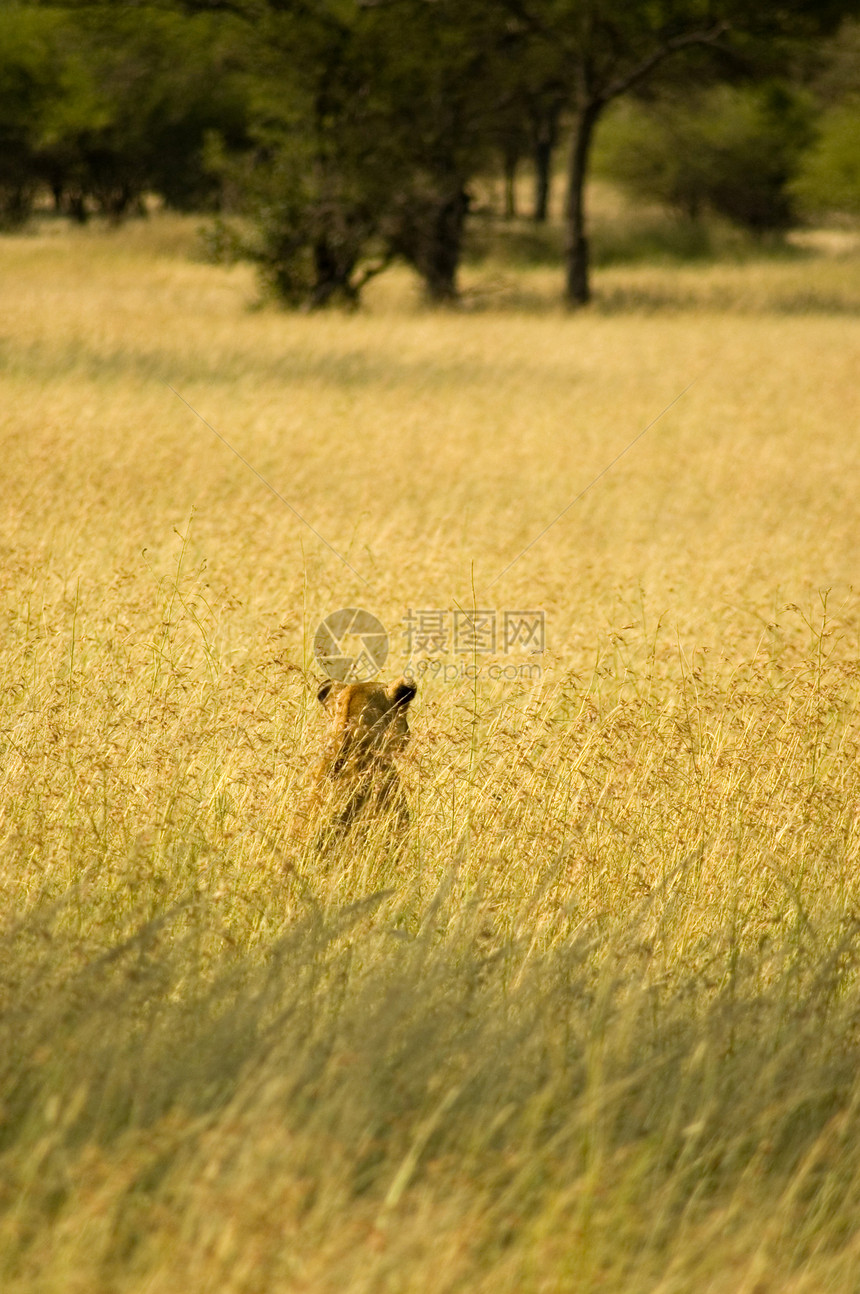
left=313, top=607, right=389, bottom=681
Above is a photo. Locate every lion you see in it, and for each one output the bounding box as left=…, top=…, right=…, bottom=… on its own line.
left=313, top=676, right=417, bottom=849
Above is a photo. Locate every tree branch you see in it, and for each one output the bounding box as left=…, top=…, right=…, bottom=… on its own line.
left=601, top=21, right=731, bottom=104
left=353, top=250, right=395, bottom=292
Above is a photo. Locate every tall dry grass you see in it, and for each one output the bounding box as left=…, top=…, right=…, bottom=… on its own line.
left=2, top=210, right=860, bottom=1291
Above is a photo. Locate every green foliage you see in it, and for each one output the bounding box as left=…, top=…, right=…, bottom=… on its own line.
left=0, top=6, right=65, bottom=226
left=790, top=18, right=860, bottom=217
left=86, top=9, right=250, bottom=214
left=806, top=15, right=860, bottom=104
left=1, top=0, right=859, bottom=304
left=792, top=100, right=860, bottom=215
left=207, top=0, right=509, bottom=307
left=0, top=3, right=249, bottom=223
left=596, top=83, right=817, bottom=233
left=206, top=5, right=395, bottom=306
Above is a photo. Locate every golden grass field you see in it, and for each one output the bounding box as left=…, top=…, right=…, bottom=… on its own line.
left=2, top=204, right=860, bottom=1291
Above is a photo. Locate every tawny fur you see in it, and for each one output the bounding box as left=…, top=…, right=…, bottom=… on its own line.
left=314, top=676, right=417, bottom=848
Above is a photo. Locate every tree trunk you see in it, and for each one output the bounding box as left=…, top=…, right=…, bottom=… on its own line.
left=564, top=101, right=601, bottom=306
left=531, top=106, right=559, bottom=223
left=533, top=135, right=551, bottom=223
left=386, top=186, right=469, bottom=303
left=422, top=189, right=468, bottom=301
left=309, top=237, right=359, bottom=309
left=67, top=191, right=88, bottom=223
left=503, top=147, right=517, bottom=220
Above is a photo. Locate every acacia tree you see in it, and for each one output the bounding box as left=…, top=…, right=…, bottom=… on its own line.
left=371, top=0, right=502, bottom=300
left=504, top=0, right=860, bottom=304
left=221, top=4, right=391, bottom=307
left=197, top=0, right=506, bottom=305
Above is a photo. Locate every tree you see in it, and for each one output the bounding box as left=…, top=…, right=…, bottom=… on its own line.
left=203, top=2, right=407, bottom=307
left=205, top=0, right=505, bottom=306
left=0, top=6, right=64, bottom=227
left=597, top=82, right=816, bottom=232
left=26, top=0, right=855, bottom=305
left=485, top=35, right=568, bottom=222
left=530, top=94, right=565, bottom=222
left=503, top=0, right=860, bottom=304
left=58, top=8, right=250, bottom=219
left=0, top=3, right=249, bottom=225
left=791, top=17, right=860, bottom=217
left=371, top=0, right=501, bottom=301
left=792, top=101, right=860, bottom=216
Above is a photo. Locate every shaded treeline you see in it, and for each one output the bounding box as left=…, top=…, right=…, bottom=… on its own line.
left=2, top=0, right=859, bottom=305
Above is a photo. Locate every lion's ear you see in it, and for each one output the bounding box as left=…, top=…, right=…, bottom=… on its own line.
left=388, top=677, right=417, bottom=708
left=317, top=680, right=338, bottom=705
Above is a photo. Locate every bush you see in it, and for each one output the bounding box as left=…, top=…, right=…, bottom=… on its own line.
left=791, top=100, right=860, bottom=217
left=596, top=82, right=816, bottom=233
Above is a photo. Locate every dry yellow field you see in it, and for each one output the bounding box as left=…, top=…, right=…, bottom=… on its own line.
left=2, top=213, right=860, bottom=1291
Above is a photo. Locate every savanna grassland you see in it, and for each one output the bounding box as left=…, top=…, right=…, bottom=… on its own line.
left=3, top=205, right=860, bottom=1292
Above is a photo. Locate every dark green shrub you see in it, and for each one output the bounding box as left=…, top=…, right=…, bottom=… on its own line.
left=596, top=83, right=817, bottom=233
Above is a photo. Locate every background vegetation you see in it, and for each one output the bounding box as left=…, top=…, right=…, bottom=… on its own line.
left=3, top=1, right=860, bottom=302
